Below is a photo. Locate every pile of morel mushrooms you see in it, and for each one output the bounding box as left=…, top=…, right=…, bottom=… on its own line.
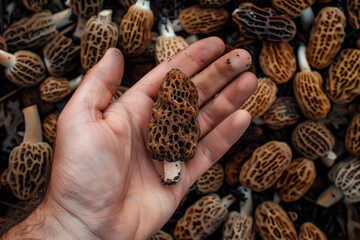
left=0, top=0, right=359, bottom=239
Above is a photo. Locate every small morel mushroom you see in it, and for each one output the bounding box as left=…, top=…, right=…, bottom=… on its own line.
left=271, top=0, right=315, bottom=18
left=42, top=113, right=59, bottom=144
left=118, top=0, right=154, bottom=58
left=81, top=10, right=118, bottom=71
left=21, top=0, right=48, bottom=12
left=232, top=3, right=297, bottom=42
left=259, top=41, right=297, bottom=84
left=3, top=9, right=73, bottom=52
left=7, top=105, right=53, bottom=200
left=0, top=50, right=46, bottom=88
left=196, top=0, right=231, bottom=7
left=196, top=163, right=224, bottom=194
left=43, top=33, right=80, bottom=77
left=254, top=201, right=297, bottom=240
left=326, top=48, right=360, bottom=104
left=155, top=17, right=188, bottom=65
left=347, top=0, right=360, bottom=29
left=239, top=141, right=292, bottom=192
left=174, top=194, right=235, bottom=240
left=262, top=96, right=301, bottom=130
left=346, top=114, right=360, bottom=157
left=240, top=77, right=278, bottom=119
left=0, top=35, right=7, bottom=51
left=307, top=7, right=346, bottom=69
left=293, top=44, right=331, bottom=120
left=39, top=75, right=83, bottom=103
left=150, top=230, right=173, bottom=240
left=292, top=120, right=337, bottom=167
left=110, top=85, right=129, bottom=103
left=274, top=158, right=316, bottom=202
left=146, top=69, right=200, bottom=185
left=299, top=222, right=328, bottom=240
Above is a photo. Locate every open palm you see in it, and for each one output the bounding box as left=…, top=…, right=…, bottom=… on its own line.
left=41, top=37, right=257, bottom=240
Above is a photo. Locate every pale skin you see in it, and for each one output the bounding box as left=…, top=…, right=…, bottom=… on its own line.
left=3, top=37, right=257, bottom=239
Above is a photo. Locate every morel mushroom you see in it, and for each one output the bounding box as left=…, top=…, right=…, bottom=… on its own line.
left=150, top=230, right=173, bottom=240
left=0, top=50, right=46, bottom=88
left=222, top=186, right=255, bottom=240
left=262, top=96, right=301, bottom=130
left=80, top=10, right=118, bottom=71
left=292, top=120, right=336, bottom=167
left=299, top=222, right=328, bottom=240
left=174, top=194, right=235, bottom=240
left=293, top=44, right=331, bottom=120
left=240, top=77, right=278, bottom=119
left=0, top=35, right=7, bottom=51
left=146, top=69, right=200, bottom=185
left=259, top=41, right=297, bottom=84
left=119, top=0, right=154, bottom=58
left=43, top=33, right=80, bottom=77
left=254, top=201, right=297, bottom=240
left=326, top=48, right=360, bottom=104
left=3, top=9, right=72, bottom=52
left=307, top=7, right=346, bottom=69
left=6, top=105, right=53, bottom=200
left=155, top=17, right=188, bottom=65
left=232, top=3, right=297, bottom=42
left=271, top=0, right=315, bottom=18
left=196, top=163, right=224, bottom=194
left=239, top=141, right=292, bottom=192
left=346, top=114, right=360, bottom=157
left=42, top=113, right=59, bottom=144
left=21, top=0, right=48, bottom=12
left=347, top=0, right=360, bottom=29
left=274, top=158, right=316, bottom=202
left=39, top=75, right=83, bottom=103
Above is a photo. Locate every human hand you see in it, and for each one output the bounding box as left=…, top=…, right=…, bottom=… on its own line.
left=4, top=37, right=257, bottom=239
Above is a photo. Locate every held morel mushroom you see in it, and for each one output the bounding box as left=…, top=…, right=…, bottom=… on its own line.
left=346, top=114, right=360, bottom=157
left=146, top=69, right=200, bottom=185
left=6, top=105, right=53, bottom=200
left=195, top=163, right=224, bottom=194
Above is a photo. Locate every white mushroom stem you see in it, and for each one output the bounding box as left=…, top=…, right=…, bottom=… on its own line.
left=163, top=161, right=181, bottom=185
left=98, top=9, right=113, bottom=23
left=135, top=0, right=150, bottom=9
left=73, top=17, right=88, bottom=40
left=186, top=35, right=199, bottom=45
left=171, top=18, right=183, bottom=32
left=300, top=7, right=315, bottom=33
left=0, top=50, right=15, bottom=68
left=23, top=105, right=43, bottom=143
left=53, top=8, right=73, bottom=28
left=238, top=186, right=253, bottom=217
left=297, top=44, right=311, bottom=72
left=316, top=185, right=343, bottom=208
left=68, top=75, right=84, bottom=91
left=158, top=17, right=176, bottom=37
left=320, top=151, right=337, bottom=167
left=221, top=194, right=236, bottom=208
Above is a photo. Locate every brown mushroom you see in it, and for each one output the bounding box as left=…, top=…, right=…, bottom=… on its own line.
left=43, top=33, right=80, bottom=77
left=299, top=222, right=328, bottom=240
left=259, top=41, right=297, bottom=84
left=326, top=48, right=360, bottom=104
left=196, top=0, right=231, bottom=7
left=254, top=201, right=297, bottom=240
left=42, top=113, right=59, bottom=144
left=150, top=230, right=173, bottom=240
left=346, top=114, right=360, bottom=157
left=292, top=120, right=336, bottom=167
left=347, top=0, right=360, bottom=29
left=0, top=35, right=7, bottom=51
left=3, top=9, right=73, bottom=52
left=0, top=50, right=46, bottom=88
left=274, top=158, right=316, bottom=202
left=232, top=3, right=297, bottom=42
left=119, top=0, right=154, bottom=58
left=196, top=163, right=224, bottom=194
left=39, top=75, right=83, bottom=103
left=21, top=0, right=48, bottom=12
left=307, top=7, right=346, bottom=69
left=240, top=77, right=278, bottom=119
left=293, top=44, right=331, bottom=120
left=146, top=69, right=200, bottom=185
left=239, top=141, right=292, bottom=192
left=80, top=10, right=118, bottom=71
left=174, top=194, right=235, bottom=240
left=271, top=0, right=315, bottom=18
left=110, top=85, right=129, bottom=103
left=155, top=17, right=188, bottom=65
left=6, top=105, right=53, bottom=200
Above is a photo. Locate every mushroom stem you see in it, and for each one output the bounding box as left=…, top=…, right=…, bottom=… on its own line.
left=221, top=194, right=236, bottom=208
left=238, top=186, right=253, bottom=217
left=171, top=19, right=183, bottom=32
left=53, top=8, right=73, bottom=29
left=98, top=9, right=113, bottom=24
left=135, top=0, right=150, bottom=9
left=300, top=7, right=314, bottom=32
left=316, top=185, right=343, bottom=207
left=158, top=17, right=176, bottom=38
left=73, top=17, right=88, bottom=40
left=320, top=151, right=337, bottom=167
left=0, top=50, right=15, bottom=68
left=68, top=75, right=84, bottom=91
left=23, top=105, right=43, bottom=143
left=163, top=161, right=181, bottom=185
left=297, top=44, right=311, bottom=72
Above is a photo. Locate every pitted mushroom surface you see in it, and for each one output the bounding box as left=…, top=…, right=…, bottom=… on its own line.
left=271, top=0, right=315, bottom=18
left=42, top=113, right=59, bottom=144
left=346, top=114, right=360, bottom=157
left=299, top=222, right=328, bottom=240
left=22, top=0, right=48, bottom=12
left=196, top=163, right=224, bottom=194
left=347, top=0, right=360, bottom=29
left=150, top=230, right=173, bottom=240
